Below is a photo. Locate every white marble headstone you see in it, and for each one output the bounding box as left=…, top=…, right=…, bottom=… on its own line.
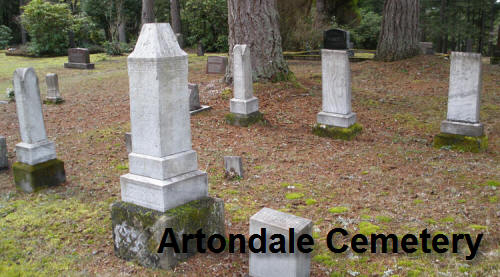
left=230, top=44, right=259, bottom=115
left=46, top=73, right=62, bottom=101
left=13, top=68, right=56, bottom=165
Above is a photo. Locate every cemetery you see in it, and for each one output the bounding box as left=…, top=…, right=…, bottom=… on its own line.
left=0, top=0, right=499, bottom=276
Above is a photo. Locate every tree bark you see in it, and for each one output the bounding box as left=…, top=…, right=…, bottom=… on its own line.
left=316, top=0, right=326, bottom=21
left=375, top=0, right=420, bottom=61
left=118, top=17, right=127, bottom=43
left=225, top=0, right=290, bottom=83
left=141, top=0, right=155, bottom=26
left=170, top=0, right=181, bottom=34
left=20, top=0, right=28, bottom=44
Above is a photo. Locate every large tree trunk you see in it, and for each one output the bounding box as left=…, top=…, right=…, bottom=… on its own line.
left=375, top=0, right=420, bottom=61
left=141, top=0, right=155, bottom=25
left=118, top=17, right=127, bottom=43
left=20, top=0, right=28, bottom=44
left=170, top=0, right=181, bottom=34
left=438, top=0, right=447, bottom=53
left=225, top=0, right=290, bottom=83
left=316, top=0, right=326, bottom=21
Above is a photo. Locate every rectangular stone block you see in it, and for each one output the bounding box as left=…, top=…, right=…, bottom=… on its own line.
left=440, top=120, right=484, bottom=137
left=68, top=48, right=91, bottom=64
left=121, top=170, right=209, bottom=212
left=0, top=136, right=7, bottom=169
left=249, top=208, right=312, bottom=277
left=64, top=63, right=95, bottom=69
left=233, top=45, right=254, bottom=100
left=206, top=56, right=228, bottom=74
left=317, top=111, right=356, bottom=128
left=321, top=49, right=352, bottom=115
left=45, top=73, right=62, bottom=102
left=230, top=97, right=259, bottom=115
left=13, top=159, right=66, bottom=193
left=128, top=150, right=198, bottom=180
left=15, top=140, right=56, bottom=166
left=447, top=52, right=482, bottom=123
left=111, top=197, right=225, bottom=269
left=188, top=83, right=201, bottom=111
left=224, top=156, right=243, bottom=178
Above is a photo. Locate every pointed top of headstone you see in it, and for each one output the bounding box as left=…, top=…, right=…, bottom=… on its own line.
left=129, top=23, right=186, bottom=60
left=234, top=44, right=249, bottom=56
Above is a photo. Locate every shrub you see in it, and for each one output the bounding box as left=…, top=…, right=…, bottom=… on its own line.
left=350, top=8, right=382, bottom=50
left=21, top=0, right=73, bottom=56
left=0, top=25, right=13, bottom=49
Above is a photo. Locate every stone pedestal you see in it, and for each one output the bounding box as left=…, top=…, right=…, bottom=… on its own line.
left=111, top=197, right=225, bottom=270
left=0, top=136, right=8, bottom=170
left=315, top=50, right=361, bottom=140
left=12, top=68, right=65, bottom=192
left=44, top=73, right=63, bottom=104
left=249, top=208, right=312, bottom=277
left=64, top=48, right=94, bottom=69
left=434, top=52, right=487, bottom=152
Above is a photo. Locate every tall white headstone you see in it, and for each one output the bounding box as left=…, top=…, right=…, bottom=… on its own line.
left=317, top=49, right=356, bottom=128
left=121, top=23, right=208, bottom=212
left=13, top=68, right=57, bottom=165
left=441, top=52, right=484, bottom=137
left=230, top=44, right=259, bottom=115
left=45, top=73, right=63, bottom=103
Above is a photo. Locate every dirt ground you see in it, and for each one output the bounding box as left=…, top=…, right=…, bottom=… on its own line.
left=0, top=52, right=499, bottom=276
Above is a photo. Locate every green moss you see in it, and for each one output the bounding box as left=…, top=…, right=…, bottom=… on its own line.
left=328, top=206, right=348, bottom=214
left=358, top=222, right=380, bottom=236
left=489, top=196, right=498, bottom=203
left=305, top=198, right=317, bottom=205
left=225, top=112, right=265, bottom=127
left=468, top=224, right=488, bottom=230
left=285, top=193, right=304, bottom=200
left=312, top=123, right=363, bottom=141
left=221, top=88, right=232, bottom=100
left=424, top=218, right=437, bottom=225
left=433, top=133, right=488, bottom=153
left=440, top=216, right=455, bottom=223
left=482, top=180, right=500, bottom=187
left=13, top=159, right=66, bottom=193
left=376, top=215, right=392, bottom=223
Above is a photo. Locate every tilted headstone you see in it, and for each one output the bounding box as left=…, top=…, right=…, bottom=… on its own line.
left=324, top=29, right=353, bottom=57
left=112, top=23, right=224, bottom=269
left=441, top=52, right=484, bottom=137
left=206, top=56, right=228, bottom=74
left=45, top=73, right=63, bottom=103
left=188, top=83, right=201, bottom=111
left=0, top=136, right=7, bottom=169
left=419, top=42, right=434, bottom=55
left=12, top=68, right=65, bottom=192
left=317, top=50, right=356, bottom=128
left=224, top=156, right=243, bottom=179
left=249, top=208, right=313, bottom=277
left=64, top=48, right=95, bottom=69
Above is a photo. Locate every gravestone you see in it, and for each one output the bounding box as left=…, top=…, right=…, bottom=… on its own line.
left=12, top=68, right=66, bottom=192
left=434, top=52, right=487, bottom=152
left=111, top=23, right=225, bottom=270
left=206, top=56, right=228, bottom=74
left=188, top=83, right=211, bottom=114
left=226, top=44, right=263, bottom=126
left=419, top=42, right=434, bottom=55
left=224, top=156, right=243, bottom=179
left=249, top=208, right=312, bottom=277
left=313, top=50, right=361, bottom=140
left=323, top=29, right=354, bottom=57
left=124, top=132, right=132, bottom=154
left=0, top=136, right=7, bottom=170
left=45, top=73, right=63, bottom=104
left=197, top=42, right=204, bottom=56
left=64, top=48, right=95, bottom=69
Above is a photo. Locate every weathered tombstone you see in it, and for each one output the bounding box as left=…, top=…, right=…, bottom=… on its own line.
left=418, top=42, right=434, bottom=55
left=323, top=29, right=354, bottom=57
left=188, top=83, right=211, bottom=114
left=124, top=132, right=132, bottom=154
left=313, top=50, right=362, bottom=140
left=111, top=23, right=225, bottom=270
left=226, top=45, right=263, bottom=126
left=434, top=52, right=487, bottom=152
left=197, top=42, right=204, bottom=56
left=45, top=73, right=63, bottom=104
left=0, top=136, right=8, bottom=170
left=224, top=156, right=243, bottom=179
left=206, top=56, right=228, bottom=74
left=12, top=68, right=66, bottom=192
left=249, top=208, right=313, bottom=277
left=64, top=48, right=95, bottom=69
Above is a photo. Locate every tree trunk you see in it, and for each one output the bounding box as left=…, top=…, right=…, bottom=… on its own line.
left=118, top=17, right=127, bottom=43
left=20, top=0, right=28, bottom=44
left=141, top=0, right=155, bottom=26
left=170, top=0, right=181, bottom=34
left=225, top=0, right=290, bottom=83
left=375, top=0, right=420, bottom=61
left=438, top=0, right=447, bottom=53
left=316, top=0, right=326, bottom=21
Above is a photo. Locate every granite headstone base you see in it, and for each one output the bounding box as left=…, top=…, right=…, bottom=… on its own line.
left=312, top=123, right=363, bottom=141
left=440, top=120, right=484, bottom=137
left=433, top=133, right=488, bottom=153
left=225, top=111, right=265, bottom=127
left=44, top=98, right=64, bottom=104
left=111, top=197, right=225, bottom=270
left=13, top=159, right=66, bottom=193
left=317, top=111, right=356, bottom=128
left=64, top=63, right=95, bottom=70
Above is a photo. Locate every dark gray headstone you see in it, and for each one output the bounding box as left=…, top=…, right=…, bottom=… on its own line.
left=324, top=29, right=351, bottom=50
left=419, top=42, right=434, bottom=55
left=65, top=48, right=94, bottom=69
left=206, top=56, right=228, bottom=74
left=0, top=136, right=8, bottom=169
left=197, top=42, right=204, bottom=56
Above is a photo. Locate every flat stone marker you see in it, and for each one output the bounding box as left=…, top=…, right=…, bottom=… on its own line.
left=112, top=23, right=224, bottom=270
left=249, top=208, right=313, bottom=277
left=206, top=56, right=228, bottom=74
left=227, top=44, right=263, bottom=126
left=189, top=83, right=211, bottom=114
left=12, top=68, right=65, bottom=192
left=434, top=52, right=487, bottom=152
left=64, top=48, right=95, bottom=69
left=224, top=156, right=243, bottom=179
left=45, top=73, right=63, bottom=104
left=0, top=136, right=7, bottom=170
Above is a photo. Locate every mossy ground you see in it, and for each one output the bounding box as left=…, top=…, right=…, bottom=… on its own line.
left=225, top=112, right=266, bottom=127
left=433, top=133, right=488, bottom=153
left=312, top=123, right=363, bottom=140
